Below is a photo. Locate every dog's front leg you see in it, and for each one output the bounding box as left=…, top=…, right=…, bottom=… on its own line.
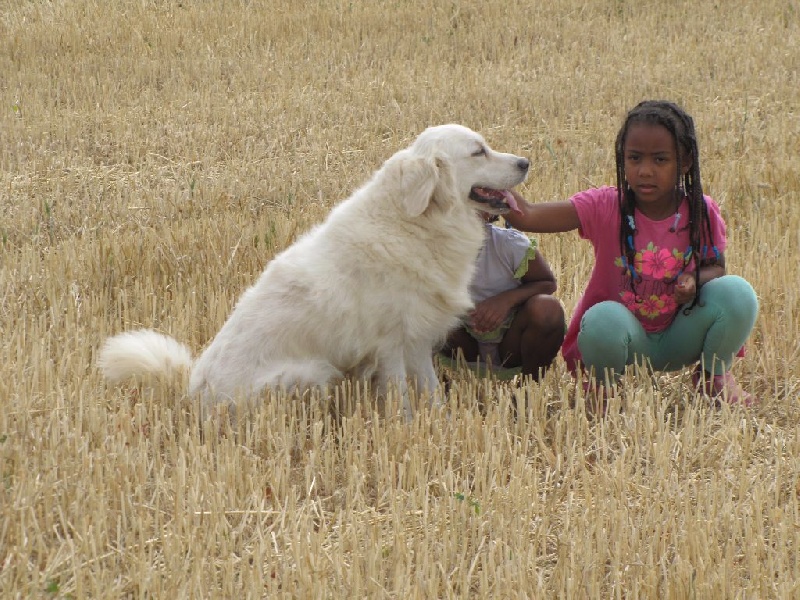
left=404, top=345, right=442, bottom=409
left=375, top=350, right=412, bottom=421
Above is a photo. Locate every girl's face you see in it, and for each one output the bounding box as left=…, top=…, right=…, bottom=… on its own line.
left=623, top=122, right=690, bottom=219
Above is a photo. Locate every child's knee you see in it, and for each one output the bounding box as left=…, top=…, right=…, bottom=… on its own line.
left=577, top=302, right=638, bottom=375
left=580, top=301, right=634, bottom=343
left=702, top=275, right=759, bottom=321
left=523, top=294, right=565, bottom=332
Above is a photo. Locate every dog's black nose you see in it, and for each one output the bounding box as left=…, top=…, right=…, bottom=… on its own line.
left=517, top=158, right=530, bottom=171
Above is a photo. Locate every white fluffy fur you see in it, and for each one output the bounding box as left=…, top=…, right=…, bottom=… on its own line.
left=98, top=124, right=529, bottom=416
left=99, top=330, right=193, bottom=382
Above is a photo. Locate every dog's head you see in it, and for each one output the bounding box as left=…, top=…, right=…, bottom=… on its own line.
left=388, top=124, right=529, bottom=218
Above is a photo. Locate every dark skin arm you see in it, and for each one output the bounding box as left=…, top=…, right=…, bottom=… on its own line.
left=504, top=190, right=581, bottom=233
left=675, top=256, right=726, bottom=304
left=469, top=249, right=558, bottom=334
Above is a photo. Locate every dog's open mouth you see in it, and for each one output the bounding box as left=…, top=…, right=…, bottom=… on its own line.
left=469, top=187, right=521, bottom=214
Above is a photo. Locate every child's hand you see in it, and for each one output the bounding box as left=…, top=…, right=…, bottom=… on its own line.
left=469, top=297, right=513, bottom=333
left=674, top=273, right=696, bottom=305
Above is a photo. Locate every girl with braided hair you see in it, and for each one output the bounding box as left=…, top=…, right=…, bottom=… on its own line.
left=506, top=100, right=758, bottom=406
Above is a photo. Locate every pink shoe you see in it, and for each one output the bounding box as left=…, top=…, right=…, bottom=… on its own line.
left=692, top=368, right=755, bottom=407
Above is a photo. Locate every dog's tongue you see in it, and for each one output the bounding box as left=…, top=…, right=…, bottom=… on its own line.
left=473, top=187, right=522, bottom=214
left=501, top=190, right=522, bottom=215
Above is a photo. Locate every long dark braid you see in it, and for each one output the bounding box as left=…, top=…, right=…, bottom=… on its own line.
left=614, top=100, right=717, bottom=312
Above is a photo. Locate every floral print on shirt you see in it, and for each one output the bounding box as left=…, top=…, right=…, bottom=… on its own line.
left=615, top=242, right=688, bottom=320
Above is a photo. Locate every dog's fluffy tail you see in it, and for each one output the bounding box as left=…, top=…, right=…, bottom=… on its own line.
left=98, top=329, right=194, bottom=384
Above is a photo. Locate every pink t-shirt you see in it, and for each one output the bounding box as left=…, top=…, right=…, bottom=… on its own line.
left=562, top=186, right=727, bottom=371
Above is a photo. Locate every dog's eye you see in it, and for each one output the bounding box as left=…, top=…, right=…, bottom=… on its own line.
left=471, top=147, right=487, bottom=157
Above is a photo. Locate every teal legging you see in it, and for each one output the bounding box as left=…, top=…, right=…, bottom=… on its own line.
left=578, top=275, right=758, bottom=384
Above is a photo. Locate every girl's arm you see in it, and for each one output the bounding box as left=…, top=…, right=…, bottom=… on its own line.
left=697, top=257, right=726, bottom=285
left=674, top=254, right=726, bottom=304
left=488, top=251, right=557, bottom=307
left=504, top=190, right=582, bottom=233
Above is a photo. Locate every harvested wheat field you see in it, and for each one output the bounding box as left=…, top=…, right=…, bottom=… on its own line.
left=1, top=0, right=799, bottom=597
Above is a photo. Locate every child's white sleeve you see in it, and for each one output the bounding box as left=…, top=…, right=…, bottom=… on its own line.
left=498, top=228, right=537, bottom=279
left=513, top=239, right=538, bottom=279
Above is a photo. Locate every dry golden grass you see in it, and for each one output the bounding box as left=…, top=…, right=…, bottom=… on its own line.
left=1, top=0, right=799, bottom=597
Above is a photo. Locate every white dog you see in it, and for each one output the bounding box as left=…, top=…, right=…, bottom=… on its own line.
left=99, top=124, right=529, bottom=416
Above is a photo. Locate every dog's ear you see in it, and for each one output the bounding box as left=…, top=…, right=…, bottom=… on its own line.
left=431, top=156, right=457, bottom=212
left=395, top=155, right=439, bottom=217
